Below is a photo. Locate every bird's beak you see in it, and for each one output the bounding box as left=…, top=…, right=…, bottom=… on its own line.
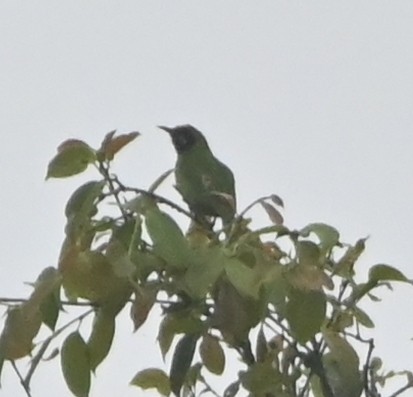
left=158, top=125, right=173, bottom=134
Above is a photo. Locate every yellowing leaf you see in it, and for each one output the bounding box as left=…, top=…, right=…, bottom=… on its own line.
left=46, top=139, right=96, bottom=179
left=200, top=334, right=225, bottom=375
left=99, top=131, right=140, bottom=161
left=130, top=368, right=170, bottom=396
left=0, top=303, right=42, bottom=359
left=61, top=332, right=91, bottom=397
left=130, top=288, right=156, bottom=332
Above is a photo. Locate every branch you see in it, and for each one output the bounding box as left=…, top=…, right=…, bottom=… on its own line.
left=22, top=308, right=94, bottom=392
left=97, top=162, right=128, bottom=220
left=0, top=297, right=97, bottom=307
left=388, top=381, right=413, bottom=397
left=11, top=361, right=32, bottom=397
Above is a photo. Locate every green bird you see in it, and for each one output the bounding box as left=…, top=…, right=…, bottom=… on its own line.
left=159, top=124, right=236, bottom=224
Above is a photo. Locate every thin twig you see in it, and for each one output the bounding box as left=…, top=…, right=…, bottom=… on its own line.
left=388, top=381, right=413, bottom=397
left=98, top=161, right=128, bottom=220
left=23, top=308, right=94, bottom=391
left=11, top=361, right=32, bottom=397
left=0, top=297, right=97, bottom=307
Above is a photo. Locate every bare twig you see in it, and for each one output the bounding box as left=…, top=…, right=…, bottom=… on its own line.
left=11, top=361, right=32, bottom=397
left=97, top=161, right=128, bottom=220
left=0, top=297, right=97, bottom=307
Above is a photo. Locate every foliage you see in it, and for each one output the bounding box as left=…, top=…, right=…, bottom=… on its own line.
left=0, top=130, right=412, bottom=397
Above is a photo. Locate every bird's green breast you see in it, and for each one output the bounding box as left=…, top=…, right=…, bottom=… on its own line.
left=174, top=146, right=236, bottom=221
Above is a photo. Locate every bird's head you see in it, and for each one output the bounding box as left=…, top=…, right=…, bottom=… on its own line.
left=158, top=124, right=210, bottom=154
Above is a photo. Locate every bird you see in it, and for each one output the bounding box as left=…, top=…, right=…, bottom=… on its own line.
left=159, top=124, right=236, bottom=224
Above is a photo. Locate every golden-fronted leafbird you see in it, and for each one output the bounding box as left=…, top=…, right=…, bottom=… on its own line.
left=159, top=124, right=236, bottom=223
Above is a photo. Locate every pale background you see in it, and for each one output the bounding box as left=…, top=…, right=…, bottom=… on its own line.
left=1, top=1, right=413, bottom=396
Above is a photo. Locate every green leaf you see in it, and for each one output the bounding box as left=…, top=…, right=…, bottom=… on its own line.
left=285, top=288, right=326, bottom=344
left=169, top=334, right=198, bottom=397
left=240, top=361, right=283, bottom=395
left=369, top=264, right=409, bottom=283
left=200, top=334, right=225, bottom=375
left=130, top=368, right=171, bottom=396
left=352, top=306, right=375, bottom=328
left=225, top=257, right=261, bottom=299
left=61, top=331, right=91, bottom=397
left=148, top=169, right=174, bottom=193
left=157, top=314, right=203, bottom=360
left=183, top=246, right=224, bottom=298
left=322, top=331, right=362, bottom=397
left=0, top=303, right=42, bottom=359
left=40, top=288, right=60, bottom=331
left=46, top=139, right=96, bottom=179
left=300, top=223, right=340, bottom=254
left=255, top=327, right=268, bottom=363
left=65, top=181, right=105, bottom=219
left=87, top=310, right=116, bottom=371
left=145, top=206, right=190, bottom=269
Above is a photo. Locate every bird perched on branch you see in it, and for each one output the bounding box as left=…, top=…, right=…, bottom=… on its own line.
left=159, top=124, right=236, bottom=224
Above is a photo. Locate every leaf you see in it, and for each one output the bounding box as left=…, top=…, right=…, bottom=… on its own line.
left=157, top=314, right=203, bottom=360
left=31, top=267, right=61, bottom=330
left=255, top=327, right=268, bottom=363
left=145, top=206, right=191, bottom=269
left=61, top=331, right=91, bottom=397
left=240, top=361, right=283, bottom=395
left=65, top=181, right=105, bottom=219
left=368, top=264, right=409, bottom=283
left=213, top=281, right=262, bottom=346
left=300, top=223, right=339, bottom=254
left=130, top=368, right=171, bottom=396
left=286, top=262, right=333, bottom=291
left=183, top=246, right=224, bottom=299
left=352, top=306, right=375, bottom=328
left=39, top=287, right=61, bottom=331
left=0, top=303, right=42, bottom=359
left=46, top=139, right=96, bottom=179
left=87, top=310, right=116, bottom=371
left=270, top=194, right=284, bottom=208
left=260, top=201, right=284, bottom=225
left=285, top=288, right=326, bottom=344
left=200, top=334, right=225, bottom=375
left=223, top=381, right=240, bottom=397
left=322, top=331, right=362, bottom=397
left=224, top=257, right=261, bottom=299
left=334, top=238, right=367, bottom=277
left=98, top=131, right=140, bottom=161
left=148, top=168, right=174, bottom=193
left=169, top=334, right=198, bottom=397
left=130, top=288, right=156, bottom=331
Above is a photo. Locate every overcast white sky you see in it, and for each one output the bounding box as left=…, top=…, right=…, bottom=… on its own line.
left=1, top=2, right=413, bottom=396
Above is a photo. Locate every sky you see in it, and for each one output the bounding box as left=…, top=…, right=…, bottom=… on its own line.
left=1, top=1, right=413, bottom=396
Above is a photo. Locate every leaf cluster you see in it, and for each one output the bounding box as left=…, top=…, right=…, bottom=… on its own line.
left=0, top=130, right=412, bottom=397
